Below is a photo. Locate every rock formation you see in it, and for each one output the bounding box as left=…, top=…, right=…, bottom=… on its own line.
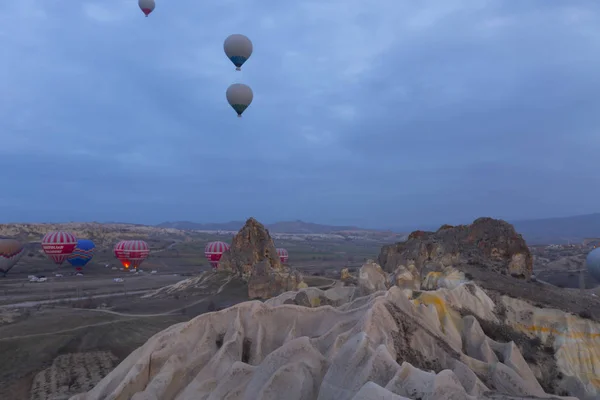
left=219, top=217, right=282, bottom=278
left=71, top=266, right=600, bottom=400
left=379, top=217, right=533, bottom=278
left=215, top=217, right=305, bottom=300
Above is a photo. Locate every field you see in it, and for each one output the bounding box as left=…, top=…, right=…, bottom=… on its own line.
left=0, top=233, right=388, bottom=400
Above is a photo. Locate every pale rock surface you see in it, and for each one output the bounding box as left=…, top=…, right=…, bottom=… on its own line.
left=390, top=263, right=420, bottom=290
left=356, top=260, right=389, bottom=295
left=421, top=267, right=467, bottom=290
left=71, top=281, right=585, bottom=400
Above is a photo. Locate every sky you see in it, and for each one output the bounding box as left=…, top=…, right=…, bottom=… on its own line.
left=1, top=0, right=600, bottom=229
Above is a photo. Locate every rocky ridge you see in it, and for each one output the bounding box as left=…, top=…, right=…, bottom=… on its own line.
left=72, top=217, right=600, bottom=399
left=379, top=217, right=533, bottom=278
left=71, top=268, right=600, bottom=399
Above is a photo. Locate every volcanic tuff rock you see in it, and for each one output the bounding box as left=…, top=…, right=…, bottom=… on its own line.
left=214, top=217, right=306, bottom=299
left=72, top=271, right=600, bottom=400
left=379, top=217, right=533, bottom=278
left=219, top=217, right=282, bottom=278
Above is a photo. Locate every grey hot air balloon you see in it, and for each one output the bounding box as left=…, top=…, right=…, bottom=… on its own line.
left=138, top=0, right=155, bottom=17
left=224, top=34, right=253, bottom=71
left=586, top=247, right=600, bottom=282
left=226, top=83, right=253, bottom=117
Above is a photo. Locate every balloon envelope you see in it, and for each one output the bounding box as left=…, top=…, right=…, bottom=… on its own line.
left=138, top=0, right=155, bottom=16
left=124, top=240, right=149, bottom=269
left=204, top=241, right=230, bottom=269
left=276, top=248, right=289, bottom=263
left=67, top=239, right=96, bottom=268
left=0, top=239, right=25, bottom=276
left=114, top=240, right=130, bottom=268
left=226, top=83, right=253, bottom=117
left=224, top=34, right=253, bottom=70
left=42, top=231, right=78, bottom=265
left=586, top=248, right=600, bottom=282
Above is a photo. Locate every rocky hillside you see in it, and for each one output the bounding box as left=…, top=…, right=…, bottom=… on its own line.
left=379, top=217, right=533, bottom=278
left=71, top=269, right=598, bottom=400
left=71, top=217, right=600, bottom=399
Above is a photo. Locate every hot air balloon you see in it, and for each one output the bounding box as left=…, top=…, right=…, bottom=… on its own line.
left=204, top=241, right=229, bottom=269
left=586, top=248, right=600, bottom=282
left=67, top=239, right=96, bottom=272
left=114, top=240, right=130, bottom=268
left=276, top=248, right=289, bottom=264
left=123, top=240, right=149, bottom=270
left=138, top=0, right=155, bottom=17
left=0, top=239, right=25, bottom=277
left=226, top=83, right=253, bottom=117
left=41, top=231, right=78, bottom=265
left=224, top=34, right=253, bottom=71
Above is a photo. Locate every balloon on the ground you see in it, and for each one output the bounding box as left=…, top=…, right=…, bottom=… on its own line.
left=205, top=241, right=230, bottom=269
left=124, top=240, right=149, bottom=269
left=226, top=83, right=253, bottom=117
left=224, top=34, right=253, bottom=71
left=67, top=239, right=96, bottom=271
left=586, top=248, right=600, bottom=282
left=138, top=0, right=155, bottom=17
left=41, top=231, right=78, bottom=265
left=114, top=240, right=130, bottom=268
left=0, top=239, right=25, bottom=276
left=276, top=248, right=289, bottom=264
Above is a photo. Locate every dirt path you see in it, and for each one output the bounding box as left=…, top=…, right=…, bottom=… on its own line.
left=0, top=319, right=134, bottom=341
left=69, top=276, right=235, bottom=317
left=0, top=289, right=154, bottom=309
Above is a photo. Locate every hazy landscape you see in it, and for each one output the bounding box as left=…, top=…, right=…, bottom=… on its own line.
left=0, top=216, right=599, bottom=399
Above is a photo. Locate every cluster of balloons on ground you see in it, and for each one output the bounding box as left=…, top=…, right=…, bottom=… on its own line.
left=0, top=234, right=291, bottom=276
left=138, top=0, right=254, bottom=118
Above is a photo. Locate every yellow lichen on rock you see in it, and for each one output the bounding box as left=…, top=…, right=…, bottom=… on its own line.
left=501, top=295, right=600, bottom=392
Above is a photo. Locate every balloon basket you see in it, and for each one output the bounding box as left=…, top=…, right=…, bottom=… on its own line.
left=237, top=114, right=242, bottom=118
left=235, top=67, right=241, bottom=71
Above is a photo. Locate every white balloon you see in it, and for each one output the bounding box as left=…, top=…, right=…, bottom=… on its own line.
left=138, top=0, right=155, bottom=17
left=226, top=83, right=253, bottom=117
left=224, top=34, right=253, bottom=71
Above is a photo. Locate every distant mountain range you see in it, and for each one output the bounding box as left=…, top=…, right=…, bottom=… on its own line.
left=157, top=213, right=600, bottom=244
left=156, top=220, right=379, bottom=234
left=510, top=213, right=600, bottom=244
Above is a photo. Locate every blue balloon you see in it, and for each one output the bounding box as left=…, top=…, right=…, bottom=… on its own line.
left=585, top=248, right=600, bottom=282
left=66, top=239, right=96, bottom=268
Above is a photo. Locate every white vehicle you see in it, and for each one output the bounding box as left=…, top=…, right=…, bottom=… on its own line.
left=55, top=273, right=63, bottom=277
left=150, top=270, right=157, bottom=274
left=76, top=273, right=83, bottom=276
left=113, top=278, right=124, bottom=283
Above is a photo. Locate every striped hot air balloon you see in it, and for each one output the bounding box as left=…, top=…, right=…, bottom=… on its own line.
left=276, top=248, right=289, bottom=264
left=0, top=239, right=25, bottom=277
left=41, top=231, right=78, bottom=265
left=114, top=240, right=130, bottom=268
left=204, top=241, right=229, bottom=269
left=67, top=239, right=95, bottom=272
left=123, top=240, right=149, bottom=269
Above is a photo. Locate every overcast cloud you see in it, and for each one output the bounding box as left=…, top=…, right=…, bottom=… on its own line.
left=1, top=0, right=599, bottom=228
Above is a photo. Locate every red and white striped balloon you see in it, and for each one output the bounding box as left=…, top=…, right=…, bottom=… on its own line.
left=276, top=248, right=289, bottom=263
left=123, top=240, right=149, bottom=269
left=114, top=240, right=130, bottom=268
left=204, top=241, right=229, bottom=269
left=41, top=231, right=78, bottom=265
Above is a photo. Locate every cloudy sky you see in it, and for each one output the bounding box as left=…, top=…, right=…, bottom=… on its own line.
left=1, top=0, right=599, bottom=229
